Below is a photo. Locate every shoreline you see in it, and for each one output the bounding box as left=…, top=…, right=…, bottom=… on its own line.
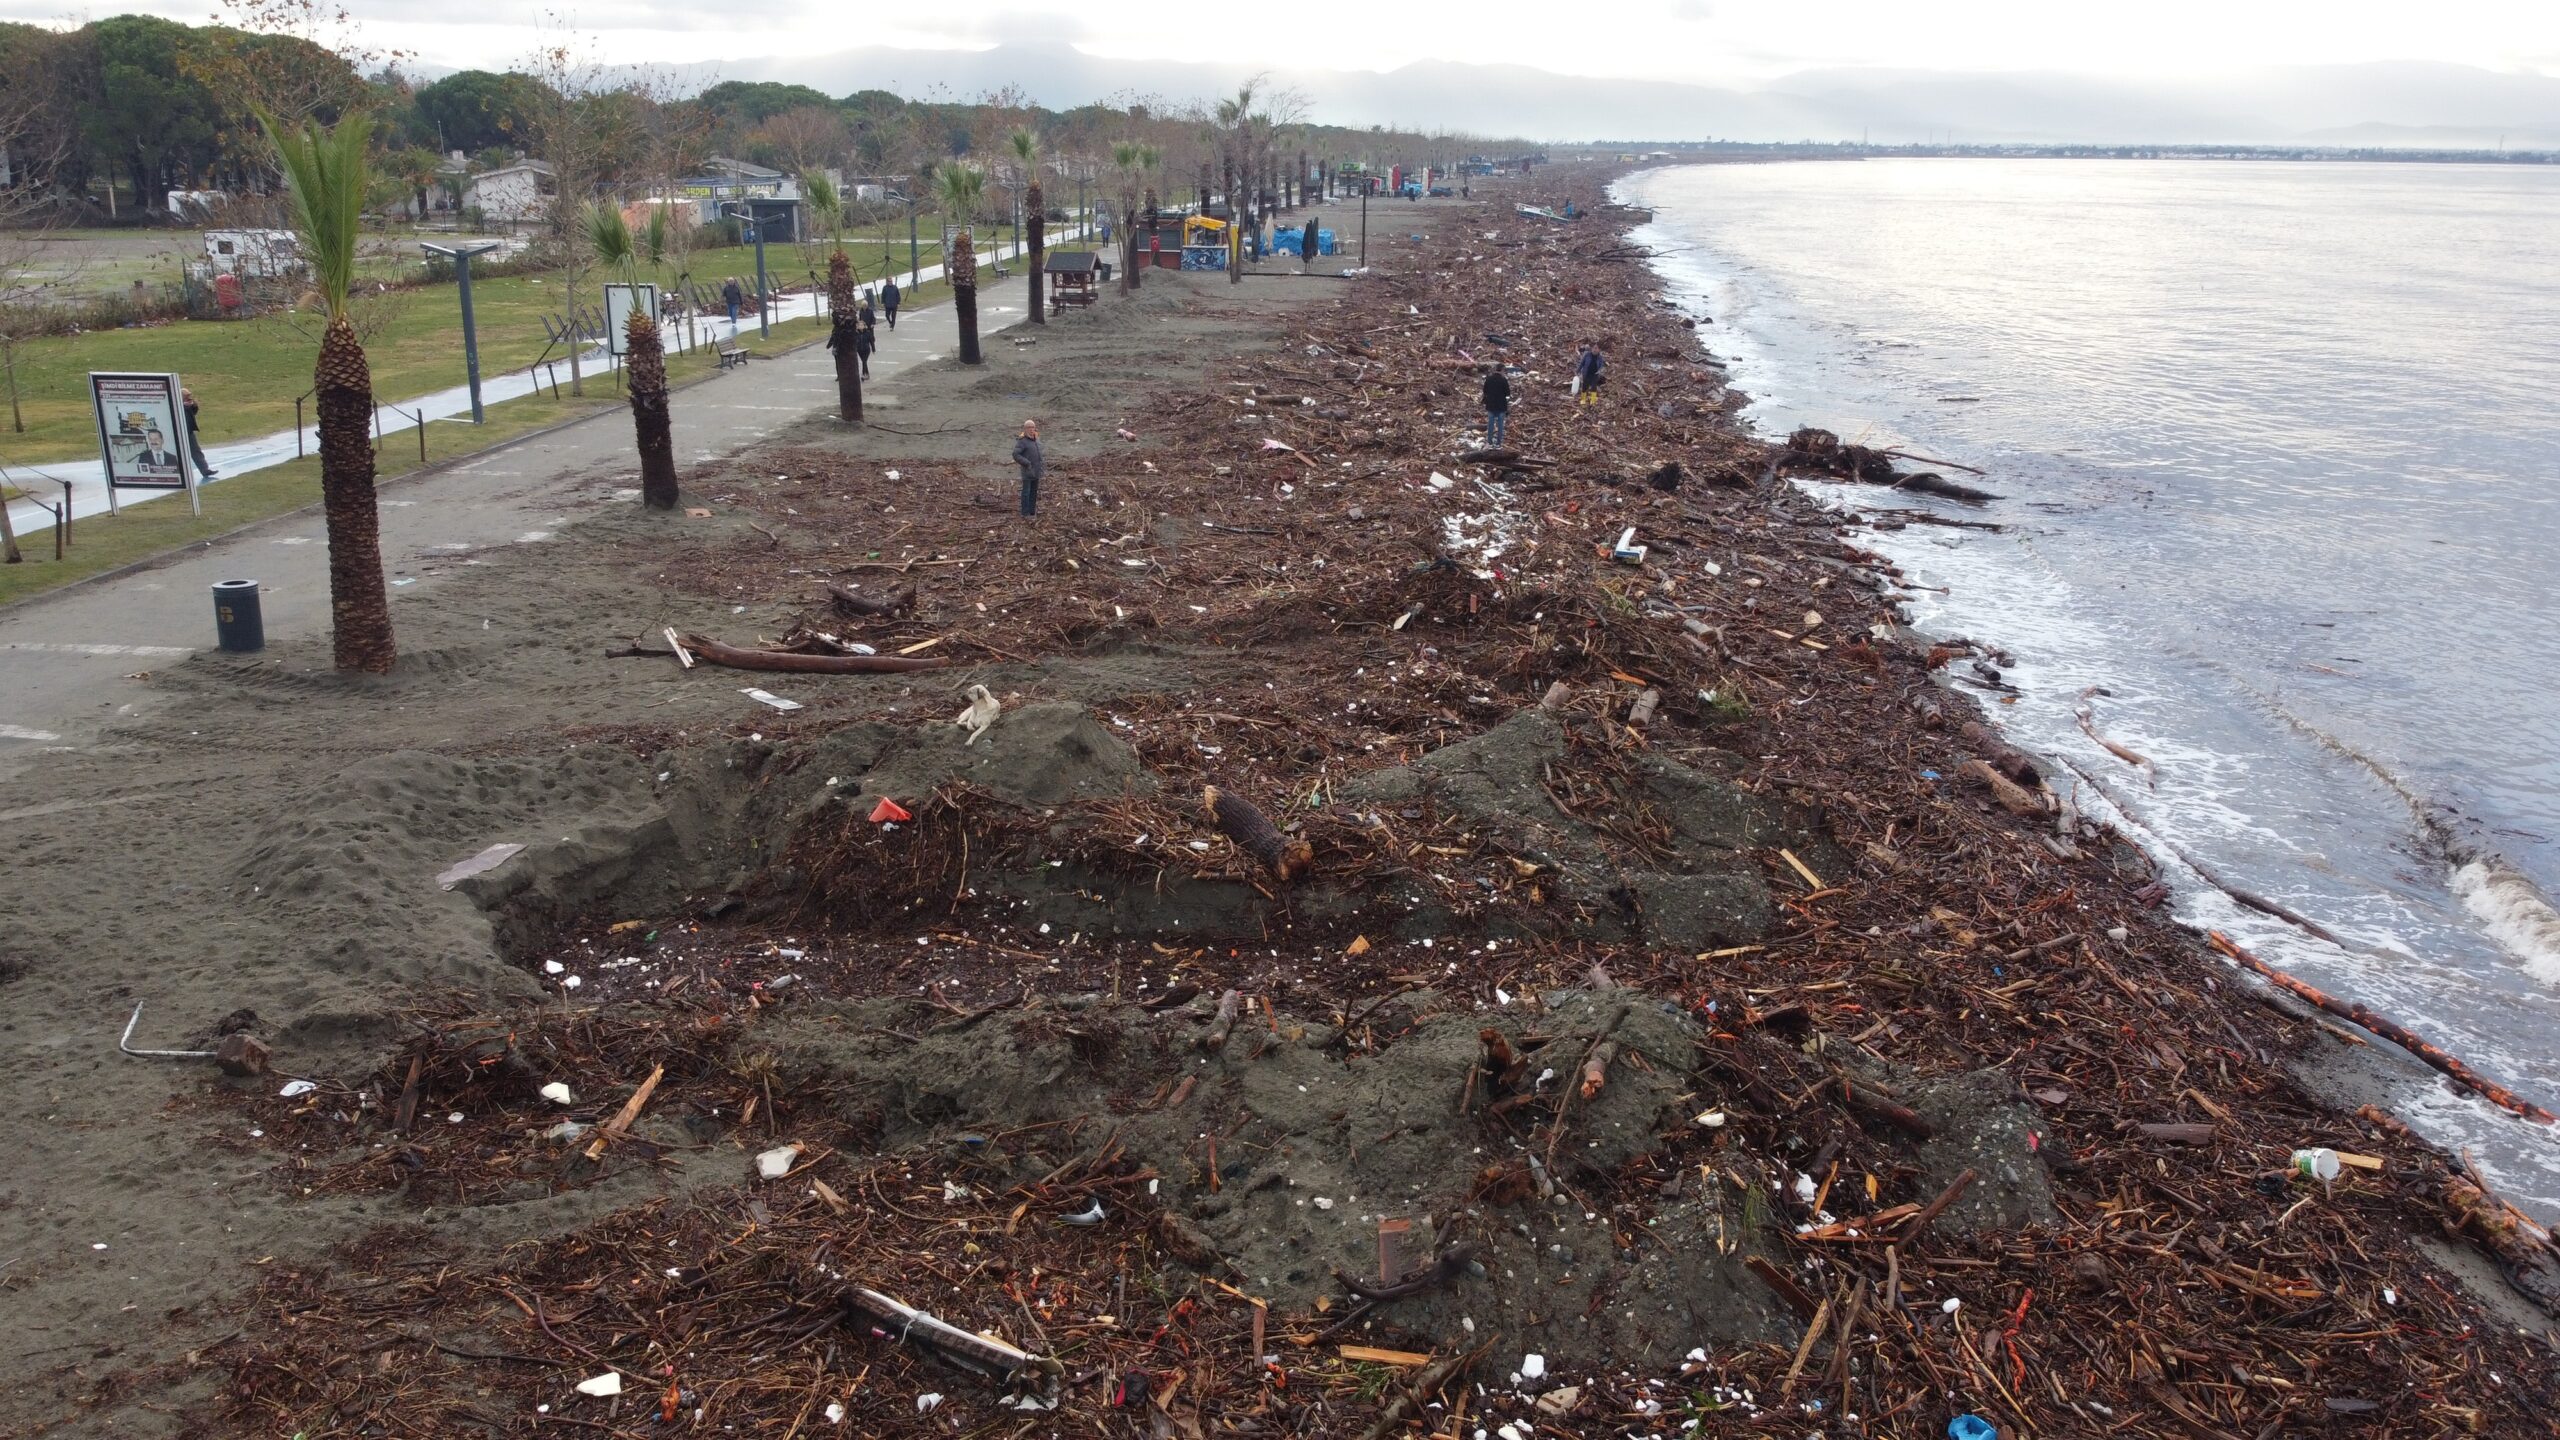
left=1613, top=158, right=2560, bottom=1224
left=2, top=164, right=2553, bottom=1435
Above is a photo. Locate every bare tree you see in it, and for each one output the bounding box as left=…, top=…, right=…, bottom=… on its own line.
left=518, top=16, right=648, bottom=397
left=750, top=106, right=848, bottom=177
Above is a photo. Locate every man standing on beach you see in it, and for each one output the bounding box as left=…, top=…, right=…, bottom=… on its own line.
left=1482, top=365, right=1511, bottom=447
left=1574, top=341, right=1605, bottom=409
left=882, top=277, right=901, bottom=331
left=1012, top=420, right=1044, bottom=518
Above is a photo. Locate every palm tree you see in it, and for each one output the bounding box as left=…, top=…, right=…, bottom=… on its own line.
left=1135, top=145, right=1161, bottom=290
left=586, top=203, right=679, bottom=510
left=1110, top=142, right=1141, bottom=295
left=814, top=177, right=863, bottom=423
left=937, top=162, right=986, bottom=365
left=1009, top=130, right=1045, bottom=325
left=259, top=108, right=394, bottom=674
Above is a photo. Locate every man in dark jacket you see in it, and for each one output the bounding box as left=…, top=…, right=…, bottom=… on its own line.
left=721, top=276, right=743, bottom=325
left=882, top=277, right=901, bottom=330
left=1012, top=420, right=1044, bottom=517
left=1574, top=341, right=1605, bottom=408
left=1481, top=366, right=1511, bottom=447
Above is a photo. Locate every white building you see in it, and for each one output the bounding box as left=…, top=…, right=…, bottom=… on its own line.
left=461, top=160, right=555, bottom=224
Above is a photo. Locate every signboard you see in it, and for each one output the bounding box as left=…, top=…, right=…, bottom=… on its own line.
left=89, top=371, right=198, bottom=516
left=602, top=282, right=659, bottom=357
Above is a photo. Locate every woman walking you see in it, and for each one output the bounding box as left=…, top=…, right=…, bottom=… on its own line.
left=181, top=386, right=218, bottom=477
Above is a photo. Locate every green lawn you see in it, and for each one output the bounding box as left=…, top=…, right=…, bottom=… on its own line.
left=0, top=272, right=964, bottom=607
left=0, top=218, right=1067, bottom=468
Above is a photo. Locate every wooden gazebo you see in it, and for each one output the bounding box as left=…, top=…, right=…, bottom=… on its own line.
left=1046, top=250, right=1101, bottom=313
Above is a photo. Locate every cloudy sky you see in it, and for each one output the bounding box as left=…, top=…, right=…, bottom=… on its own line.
left=29, top=0, right=2560, bottom=82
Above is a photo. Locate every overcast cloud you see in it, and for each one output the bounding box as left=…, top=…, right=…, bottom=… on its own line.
left=18, top=0, right=2560, bottom=83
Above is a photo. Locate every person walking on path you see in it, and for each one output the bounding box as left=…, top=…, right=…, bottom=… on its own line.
left=1573, top=341, right=1605, bottom=409
left=721, top=276, right=743, bottom=325
left=181, top=386, right=218, bottom=477
left=1481, top=366, right=1510, bottom=448
left=853, top=311, right=875, bottom=378
left=859, top=289, right=877, bottom=334
left=1012, top=420, right=1045, bottom=517
left=1302, top=213, right=1320, bottom=270
left=881, top=277, right=901, bottom=331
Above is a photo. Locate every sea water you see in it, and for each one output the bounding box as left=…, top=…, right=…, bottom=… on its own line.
left=1621, top=157, right=2560, bottom=1219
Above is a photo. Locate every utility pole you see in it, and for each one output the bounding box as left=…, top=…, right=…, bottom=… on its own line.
left=723, top=205, right=769, bottom=340
left=421, top=240, right=501, bottom=422
left=908, top=188, right=920, bottom=287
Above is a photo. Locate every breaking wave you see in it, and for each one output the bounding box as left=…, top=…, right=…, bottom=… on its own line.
left=2452, top=857, right=2560, bottom=987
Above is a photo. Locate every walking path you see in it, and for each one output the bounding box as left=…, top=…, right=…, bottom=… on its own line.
left=2, top=218, right=1091, bottom=535
left=0, top=269, right=1053, bottom=774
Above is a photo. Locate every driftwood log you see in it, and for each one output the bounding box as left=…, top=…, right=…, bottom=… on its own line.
left=825, top=581, right=916, bottom=619
left=1203, top=785, right=1313, bottom=880
left=2210, top=932, right=2556, bottom=1123
left=674, top=632, right=953, bottom=674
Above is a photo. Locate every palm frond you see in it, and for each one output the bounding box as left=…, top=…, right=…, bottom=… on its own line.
left=936, top=161, right=985, bottom=220
left=803, top=171, right=839, bottom=215
left=1008, top=129, right=1039, bottom=169
left=257, top=106, right=373, bottom=318
left=585, top=202, right=636, bottom=280
left=644, top=205, right=670, bottom=266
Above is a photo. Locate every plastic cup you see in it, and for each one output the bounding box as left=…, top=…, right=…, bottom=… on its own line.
left=2291, top=1148, right=2341, bottom=1184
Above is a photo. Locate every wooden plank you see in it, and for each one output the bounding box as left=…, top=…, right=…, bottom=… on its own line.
left=1338, top=1345, right=1435, bottom=1368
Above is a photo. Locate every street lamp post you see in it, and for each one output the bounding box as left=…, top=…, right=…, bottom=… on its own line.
left=907, top=189, right=920, bottom=288
left=421, top=240, right=501, bottom=422
left=722, top=204, right=770, bottom=340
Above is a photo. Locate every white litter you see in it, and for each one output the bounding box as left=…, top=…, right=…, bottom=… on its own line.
left=756, top=1144, right=802, bottom=1179
left=1520, top=1352, right=1547, bottom=1380
left=1941, top=1297, right=1963, bottom=1314
left=741, top=687, right=804, bottom=712
left=916, top=1393, right=944, bottom=1412
left=436, top=842, right=525, bottom=890
left=575, top=1372, right=622, bottom=1397
left=825, top=1402, right=847, bottom=1424
left=540, top=1083, right=575, bottom=1106
left=1694, top=1110, right=1727, bottom=1128
left=279, top=1079, right=318, bottom=1098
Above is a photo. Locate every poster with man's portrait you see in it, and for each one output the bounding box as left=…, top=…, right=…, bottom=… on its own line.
left=90, top=372, right=190, bottom=492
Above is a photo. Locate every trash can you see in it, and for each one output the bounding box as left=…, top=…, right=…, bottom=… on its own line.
left=211, top=578, right=264, bottom=652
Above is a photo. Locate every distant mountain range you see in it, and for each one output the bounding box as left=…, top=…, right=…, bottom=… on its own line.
left=691, top=45, right=2560, bottom=149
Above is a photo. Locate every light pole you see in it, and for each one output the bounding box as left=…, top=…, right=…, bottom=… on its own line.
left=721, top=204, right=770, bottom=340
left=907, top=188, right=920, bottom=288
left=421, top=240, right=501, bottom=422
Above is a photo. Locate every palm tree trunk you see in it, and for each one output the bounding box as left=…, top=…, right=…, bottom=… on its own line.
left=314, top=314, right=395, bottom=673
left=1119, top=201, right=1136, bottom=295
left=1025, top=180, right=1045, bottom=324
left=952, top=232, right=982, bottom=365
left=626, top=311, right=678, bottom=509
left=826, top=251, right=862, bottom=422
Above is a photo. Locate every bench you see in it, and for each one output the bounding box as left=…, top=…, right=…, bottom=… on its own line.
left=715, top=339, right=752, bottom=371
left=991, top=262, right=1014, bottom=280
left=1050, top=290, right=1098, bottom=315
